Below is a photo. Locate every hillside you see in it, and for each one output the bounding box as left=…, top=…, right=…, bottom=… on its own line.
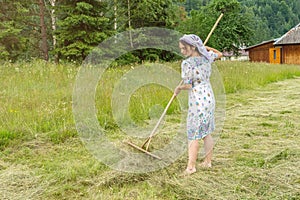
left=240, top=0, right=300, bottom=42
left=182, top=0, right=300, bottom=43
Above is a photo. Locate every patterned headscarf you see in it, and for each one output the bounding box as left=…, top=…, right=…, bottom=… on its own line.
left=179, top=34, right=213, bottom=63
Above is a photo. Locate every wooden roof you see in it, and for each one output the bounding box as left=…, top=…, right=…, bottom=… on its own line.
left=244, top=39, right=277, bottom=50
left=274, top=23, right=300, bottom=45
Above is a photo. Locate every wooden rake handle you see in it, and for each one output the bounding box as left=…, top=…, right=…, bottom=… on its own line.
left=141, top=80, right=183, bottom=150
left=203, top=13, right=224, bottom=45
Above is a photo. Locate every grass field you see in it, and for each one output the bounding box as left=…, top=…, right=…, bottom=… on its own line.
left=0, top=60, right=300, bottom=199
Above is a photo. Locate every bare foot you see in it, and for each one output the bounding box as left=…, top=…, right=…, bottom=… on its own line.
left=182, top=168, right=196, bottom=176
left=199, top=162, right=212, bottom=168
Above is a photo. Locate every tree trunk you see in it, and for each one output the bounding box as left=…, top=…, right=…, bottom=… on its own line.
left=49, top=0, right=58, bottom=63
left=128, top=0, right=133, bottom=47
left=39, top=0, right=49, bottom=61
left=114, top=0, right=117, bottom=30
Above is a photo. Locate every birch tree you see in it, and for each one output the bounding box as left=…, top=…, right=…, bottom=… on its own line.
left=49, top=0, right=57, bottom=48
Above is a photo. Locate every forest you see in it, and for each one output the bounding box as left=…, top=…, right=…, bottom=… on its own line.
left=0, top=0, right=299, bottom=63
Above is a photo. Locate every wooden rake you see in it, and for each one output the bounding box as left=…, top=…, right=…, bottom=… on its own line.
left=126, top=80, right=182, bottom=160
left=126, top=13, right=224, bottom=159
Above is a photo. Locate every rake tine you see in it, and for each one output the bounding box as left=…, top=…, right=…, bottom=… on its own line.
left=126, top=141, right=162, bottom=159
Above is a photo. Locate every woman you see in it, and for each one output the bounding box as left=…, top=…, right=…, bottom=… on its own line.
left=174, top=34, right=222, bottom=175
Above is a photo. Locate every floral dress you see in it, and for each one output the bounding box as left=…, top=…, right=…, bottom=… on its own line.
left=181, top=53, right=218, bottom=140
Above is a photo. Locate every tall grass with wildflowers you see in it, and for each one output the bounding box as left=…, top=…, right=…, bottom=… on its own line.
left=217, top=61, right=300, bottom=93
left=0, top=60, right=78, bottom=148
left=1, top=60, right=300, bottom=148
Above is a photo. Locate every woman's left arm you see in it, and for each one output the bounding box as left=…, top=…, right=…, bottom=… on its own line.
left=206, top=46, right=222, bottom=59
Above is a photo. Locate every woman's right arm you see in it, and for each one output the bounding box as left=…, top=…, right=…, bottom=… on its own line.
left=174, top=60, right=193, bottom=96
left=174, top=84, right=192, bottom=96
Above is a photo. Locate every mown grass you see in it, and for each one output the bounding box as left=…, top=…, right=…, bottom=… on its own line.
left=0, top=59, right=299, bottom=199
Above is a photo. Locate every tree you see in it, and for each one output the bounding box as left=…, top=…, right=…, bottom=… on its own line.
left=177, top=0, right=255, bottom=53
left=128, top=0, right=183, bottom=61
left=1, top=2, right=23, bottom=60
left=49, top=0, right=58, bottom=62
left=178, top=0, right=200, bottom=15
left=2, top=0, right=298, bottom=62
left=125, top=0, right=182, bottom=28
left=39, top=0, right=49, bottom=61
left=54, top=0, right=113, bottom=62
left=238, top=0, right=300, bottom=43
left=179, top=0, right=300, bottom=45
left=108, top=0, right=184, bottom=64
left=0, top=0, right=53, bottom=61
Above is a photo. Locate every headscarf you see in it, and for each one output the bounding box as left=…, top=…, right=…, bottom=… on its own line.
left=179, top=34, right=213, bottom=63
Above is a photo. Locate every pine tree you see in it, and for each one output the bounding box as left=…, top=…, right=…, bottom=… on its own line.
left=0, top=1, right=23, bottom=60
left=0, top=0, right=51, bottom=61
left=54, top=0, right=113, bottom=62
left=109, top=0, right=183, bottom=64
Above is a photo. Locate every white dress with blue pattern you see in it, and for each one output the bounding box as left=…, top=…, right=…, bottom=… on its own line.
left=181, top=53, right=218, bottom=140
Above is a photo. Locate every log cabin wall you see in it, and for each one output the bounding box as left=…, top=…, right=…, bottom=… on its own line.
left=281, top=44, right=300, bottom=65
left=247, top=42, right=274, bottom=63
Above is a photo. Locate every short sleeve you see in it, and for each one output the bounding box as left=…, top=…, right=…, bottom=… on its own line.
left=181, top=60, right=193, bottom=84
left=208, top=51, right=219, bottom=61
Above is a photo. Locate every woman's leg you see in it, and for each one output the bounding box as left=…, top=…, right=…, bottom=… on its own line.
left=186, top=140, right=199, bottom=173
left=202, top=134, right=214, bottom=167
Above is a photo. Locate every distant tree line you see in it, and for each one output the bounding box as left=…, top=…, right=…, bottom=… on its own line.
left=238, top=0, right=300, bottom=43
left=0, top=0, right=299, bottom=63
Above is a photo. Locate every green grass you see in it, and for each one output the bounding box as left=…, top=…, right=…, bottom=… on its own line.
left=0, top=60, right=300, bottom=199
left=0, top=60, right=77, bottom=146
left=0, top=130, right=18, bottom=150
left=96, top=60, right=300, bottom=129
left=217, top=61, right=300, bottom=93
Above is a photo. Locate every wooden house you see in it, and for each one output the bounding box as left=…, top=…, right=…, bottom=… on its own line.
left=273, top=23, right=300, bottom=64
left=244, top=39, right=277, bottom=63
left=245, top=23, right=300, bottom=65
